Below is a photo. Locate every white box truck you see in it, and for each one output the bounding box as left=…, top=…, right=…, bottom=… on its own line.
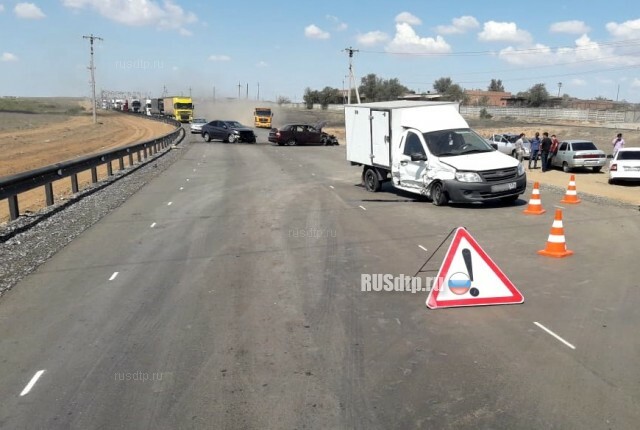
left=346, top=101, right=526, bottom=205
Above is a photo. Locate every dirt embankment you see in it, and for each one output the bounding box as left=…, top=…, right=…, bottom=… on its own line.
left=0, top=110, right=176, bottom=223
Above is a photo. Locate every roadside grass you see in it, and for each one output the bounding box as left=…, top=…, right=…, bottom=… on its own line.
left=0, top=97, right=86, bottom=115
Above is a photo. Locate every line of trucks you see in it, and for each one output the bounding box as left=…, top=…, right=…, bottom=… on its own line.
left=102, top=96, right=194, bottom=123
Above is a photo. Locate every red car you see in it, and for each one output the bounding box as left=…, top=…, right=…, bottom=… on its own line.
left=268, top=122, right=338, bottom=146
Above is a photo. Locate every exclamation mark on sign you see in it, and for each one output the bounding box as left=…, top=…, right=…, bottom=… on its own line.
left=462, top=248, right=480, bottom=297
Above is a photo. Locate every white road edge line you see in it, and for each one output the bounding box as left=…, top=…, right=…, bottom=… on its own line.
left=167, top=202, right=173, bottom=206
left=20, top=370, right=45, bottom=396
left=418, top=245, right=428, bottom=252
left=534, top=322, right=576, bottom=350
left=150, top=222, right=156, bottom=228
left=179, top=187, right=184, bottom=191
left=329, top=185, right=335, bottom=189
left=109, top=272, right=119, bottom=281
left=359, top=205, right=367, bottom=211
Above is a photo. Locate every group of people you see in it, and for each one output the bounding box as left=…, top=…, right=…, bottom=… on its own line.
left=514, top=132, right=560, bottom=172
left=514, top=132, right=626, bottom=172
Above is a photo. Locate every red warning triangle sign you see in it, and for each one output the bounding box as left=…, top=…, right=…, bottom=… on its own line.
left=426, top=227, right=524, bottom=309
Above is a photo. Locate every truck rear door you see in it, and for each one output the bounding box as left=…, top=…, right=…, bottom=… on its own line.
left=371, top=110, right=390, bottom=167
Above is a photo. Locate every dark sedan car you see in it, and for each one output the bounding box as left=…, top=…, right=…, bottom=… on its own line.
left=268, top=122, right=338, bottom=146
left=201, top=120, right=256, bottom=143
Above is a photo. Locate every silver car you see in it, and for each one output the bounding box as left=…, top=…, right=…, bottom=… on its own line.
left=550, top=140, right=607, bottom=172
left=190, top=118, right=207, bottom=134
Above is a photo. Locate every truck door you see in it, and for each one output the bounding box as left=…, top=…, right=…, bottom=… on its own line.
left=370, top=110, right=390, bottom=166
left=396, top=131, right=428, bottom=190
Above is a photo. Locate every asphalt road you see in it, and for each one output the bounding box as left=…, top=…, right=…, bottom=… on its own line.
left=0, top=127, right=639, bottom=429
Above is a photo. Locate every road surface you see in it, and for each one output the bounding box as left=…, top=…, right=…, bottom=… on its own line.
left=0, top=130, right=638, bottom=429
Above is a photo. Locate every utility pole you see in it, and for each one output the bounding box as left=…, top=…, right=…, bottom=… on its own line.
left=257, top=82, right=260, bottom=101
left=557, top=82, right=562, bottom=98
left=246, top=83, right=249, bottom=99
left=616, top=84, right=620, bottom=101
left=189, top=87, right=192, bottom=98
left=237, top=82, right=241, bottom=100
left=213, top=85, right=216, bottom=102
left=83, top=34, right=103, bottom=124
left=343, top=47, right=361, bottom=104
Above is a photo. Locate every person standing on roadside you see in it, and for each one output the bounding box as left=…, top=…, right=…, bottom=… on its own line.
left=612, top=133, right=625, bottom=157
left=529, top=132, right=541, bottom=170
left=514, top=133, right=526, bottom=163
left=548, top=134, right=559, bottom=169
left=540, top=132, right=552, bottom=172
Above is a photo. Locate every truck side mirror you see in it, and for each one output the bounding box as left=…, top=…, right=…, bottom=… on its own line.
left=410, top=153, right=427, bottom=162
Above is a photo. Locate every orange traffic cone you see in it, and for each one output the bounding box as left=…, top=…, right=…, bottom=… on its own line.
left=560, top=175, right=581, bottom=204
left=538, top=208, right=574, bottom=258
left=523, top=182, right=546, bottom=215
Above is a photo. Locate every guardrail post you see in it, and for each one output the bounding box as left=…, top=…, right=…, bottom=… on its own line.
left=144, top=147, right=148, bottom=158
left=71, top=174, right=79, bottom=193
left=8, top=195, right=19, bottom=220
left=136, top=150, right=141, bottom=163
left=91, top=167, right=98, bottom=183
left=128, top=153, right=134, bottom=166
left=45, top=183, right=54, bottom=206
left=119, top=157, right=125, bottom=171
left=107, top=161, right=113, bottom=176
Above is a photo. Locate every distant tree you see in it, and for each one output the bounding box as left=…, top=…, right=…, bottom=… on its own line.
left=358, top=74, right=409, bottom=102
left=528, top=83, right=549, bottom=107
left=488, top=79, right=505, bottom=92
left=318, top=87, right=342, bottom=109
left=303, top=87, right=319, bottom=109
left=276, top=96, right=291, bottom=105
left=433, top=77, right=454, bottom=94
left=594, top=96, right=610, bottom=101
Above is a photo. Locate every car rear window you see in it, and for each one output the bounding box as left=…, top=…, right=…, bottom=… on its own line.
left=571, top=142, right=597, bottom=151
left=618, top=151, right=640, bottom=160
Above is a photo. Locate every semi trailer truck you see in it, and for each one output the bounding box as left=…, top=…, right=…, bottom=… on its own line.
left=163, top=96, right=194, bottom=122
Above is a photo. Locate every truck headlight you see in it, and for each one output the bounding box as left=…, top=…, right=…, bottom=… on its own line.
left=517, top=163, right=525, bottom=176
left=455, top=171, right=482, bottom=183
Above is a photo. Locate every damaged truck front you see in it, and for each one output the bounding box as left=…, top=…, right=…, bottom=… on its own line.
left=346, top=101, right=527, bottom=206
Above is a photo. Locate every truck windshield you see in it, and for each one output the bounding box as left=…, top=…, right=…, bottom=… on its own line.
left=255, top=109, right=271, bottom=116
left=175, top=103, right=193, bottom=109
left=423, top=128, right=494, bottom=156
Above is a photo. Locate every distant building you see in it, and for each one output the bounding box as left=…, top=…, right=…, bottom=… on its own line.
left=465, top=90, right=512, bottom=107
left=567, top=99, right=617, bottom=110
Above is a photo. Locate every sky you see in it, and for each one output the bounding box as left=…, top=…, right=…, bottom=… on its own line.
left=1, top=0, right=640, bottom=102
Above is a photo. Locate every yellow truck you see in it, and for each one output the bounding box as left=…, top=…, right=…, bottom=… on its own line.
left=163, top=96, right=194, bottom=123
left=254, top=107, right=273, bottom=128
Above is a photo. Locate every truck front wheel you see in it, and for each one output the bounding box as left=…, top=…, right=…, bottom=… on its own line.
left=363, top=168, right=382, bottom=192
left=431, top=182, right=448, bottom=206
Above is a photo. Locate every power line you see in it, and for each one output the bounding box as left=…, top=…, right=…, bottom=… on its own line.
left=83, top=34, right=103, bottom=124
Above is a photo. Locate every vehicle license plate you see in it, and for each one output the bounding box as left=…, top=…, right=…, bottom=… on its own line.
left=491, top=182, right=517, bottom=192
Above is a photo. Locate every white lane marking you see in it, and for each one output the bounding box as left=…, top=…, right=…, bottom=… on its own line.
left=186, top=179, right=190, bottom=182
left=329, top=185, right=335, bottom=189
left=418, top=245, right=428, bottom=252
left=150, top=222, right=156, bottom=228
left=359, top=205, right=367, bottom=211
left=311, top=173, right=316, bottom=176
left=20, top=370, right=45, bottom=396
left=167, top=202, right=173, bottom=206
left=193, top=169, right=197, bottom=172
left=179, top=187, right=184, bottom=191
left=109, top=272, right=119, bottom=281
left=534, top=322, right=576, bottom=350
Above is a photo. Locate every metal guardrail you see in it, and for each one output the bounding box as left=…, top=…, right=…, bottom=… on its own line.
left=0, top=113, right=185, bottom=221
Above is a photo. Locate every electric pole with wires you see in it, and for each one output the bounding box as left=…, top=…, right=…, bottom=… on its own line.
left=343, top=47, right=361, bottom=104
left=83, top=34, right=103, bottom=124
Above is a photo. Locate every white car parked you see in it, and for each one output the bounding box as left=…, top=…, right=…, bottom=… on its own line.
left=190, top=118, right=207, bottom=134
left=609, top=147, right=640, bottom=184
